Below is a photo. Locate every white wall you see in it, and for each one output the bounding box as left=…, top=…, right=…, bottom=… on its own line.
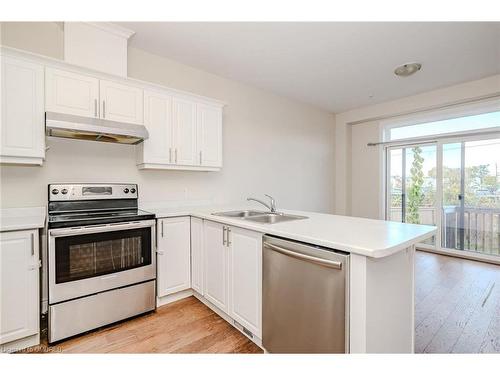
left=350, top=121, right=383, bottom=219
left=335, top=74, right=500, bottom=219
left=0, top=22, right=336, bottom=212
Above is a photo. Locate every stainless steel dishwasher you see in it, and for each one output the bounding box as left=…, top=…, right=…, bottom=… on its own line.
left=262, top=235, right=349, bottom=353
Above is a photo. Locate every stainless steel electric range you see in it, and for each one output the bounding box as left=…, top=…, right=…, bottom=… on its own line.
left=47, top=183, right=156, bottom=343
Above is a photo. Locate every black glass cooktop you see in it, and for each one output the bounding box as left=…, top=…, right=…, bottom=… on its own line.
left=48, top=209, right=155, bottom=229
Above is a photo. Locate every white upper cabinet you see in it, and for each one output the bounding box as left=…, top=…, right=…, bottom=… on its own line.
left=0, top=230, right=39, bottom=345
left=197, top=103, right=223, bottom=168
left=137, top=96, right=223, bottom=171
left=1, top=56, right=45, bottom=165
left=138, top=91, right=173, bottom=165
left=45, top=68, right=99, bottom=118
left=45, top=68, right=143, bottom=125
left=1, top=47, right=223, bottom=170
left=99, top=79, right=143, bottom=124
left=172, top=98, right=197, bottom=166
left=156, top=217, right=191, bottom=298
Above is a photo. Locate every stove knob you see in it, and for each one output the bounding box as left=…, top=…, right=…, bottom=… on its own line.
left=123, top=188, right=129, bottom=194
left=52, top=188, right=59, bottom=195
left=61, top=188, right=68, bottom=195
left=130, top=188, right=136, bottom=194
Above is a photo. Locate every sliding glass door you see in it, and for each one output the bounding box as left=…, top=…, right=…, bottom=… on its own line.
left=441, top=137, right=500, bottom=256
left=386, top=136, right=500, bottom=258
left=387, top=144, right=437, bottom=245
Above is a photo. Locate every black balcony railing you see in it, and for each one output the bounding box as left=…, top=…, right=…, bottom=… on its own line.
left=442, top=206, right=500, bottom=255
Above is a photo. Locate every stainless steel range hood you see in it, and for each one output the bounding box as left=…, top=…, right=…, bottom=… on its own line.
left=45, top=112, right=149, bottom=145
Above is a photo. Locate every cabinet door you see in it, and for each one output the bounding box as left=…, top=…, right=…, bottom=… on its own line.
left=203, top=220, right=229, bottom=313
left=141, top=91, right=173, bottom=165
left=1, top=56, right=45, bottom=162
left=172, top=97, right=197, bottom=166
left=228, top=227, right=262, bottom=337
left=0, top=230, right=39, bottom=344
left=190, top=217, right=204, bottom=295
left=156, top=217, right=191, bottom=297
left=197, top=103, right=222, bottom=167
left=45, top=68, right=99, bottom=117
left=100, top=79, right=143, bottom=124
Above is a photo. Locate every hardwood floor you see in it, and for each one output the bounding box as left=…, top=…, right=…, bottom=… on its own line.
left=24, top=251, right=499, bottom=354
left=32, top=297, right=262, bottom=354
left=415, top=251, right=500, bottom=353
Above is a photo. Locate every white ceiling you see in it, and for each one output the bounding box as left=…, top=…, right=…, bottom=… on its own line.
left=117, top=22, right=500, bottom=113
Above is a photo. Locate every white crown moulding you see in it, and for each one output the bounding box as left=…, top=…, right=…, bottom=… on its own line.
left=83, top=22, right=136, bottom=40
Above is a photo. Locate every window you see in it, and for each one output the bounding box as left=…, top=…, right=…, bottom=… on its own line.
left=389, top=111, right=500, bottom=141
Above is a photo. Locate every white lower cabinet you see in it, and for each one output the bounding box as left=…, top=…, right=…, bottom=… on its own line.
left=154, top=216, right=263, bottom=339
left=203, top=220, right=229, bottom=313
left=202, top=220, right=262, bottom=338
left=156, top=217, right=191, bottom=297
left=190, top=217, right=204, bottom=295
left=0, top=230, right=40, bottom=347
left=228, top=226, right=262, bottom=338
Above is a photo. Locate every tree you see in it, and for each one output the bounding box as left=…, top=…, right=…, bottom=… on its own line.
left=406, top=147, right=425, bottom=224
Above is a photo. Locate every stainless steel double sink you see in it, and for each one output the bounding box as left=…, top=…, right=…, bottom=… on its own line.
left=212, top=210, right=308, bottom=224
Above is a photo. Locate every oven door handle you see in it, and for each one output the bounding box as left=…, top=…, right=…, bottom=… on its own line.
left=49, top=220, right=156, bottom=237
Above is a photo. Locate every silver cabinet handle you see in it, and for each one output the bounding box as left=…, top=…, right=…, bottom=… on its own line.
left=155, top=225, right=158, bottom=249
left=175, top=148, right=178, bottom=164
left=227, top=228, right=231, bottom=246
left=264, top=242, right=342, bottom=270
left=222, top=226, right=227, bottom=246
left=161, top=221, right=164, bottom=237
left=30, top=233, right=35, bottom=256
left=199, top=151, right=202, bottom=165
left=102, top=101, right=106, bottom=118
left=94, top=99, right=98, bottom=117
left=169, top=148, right=172, bottom=163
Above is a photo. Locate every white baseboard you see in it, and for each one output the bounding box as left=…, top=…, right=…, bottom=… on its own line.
left=418, top=246, right=500, bottom=265
left=1, top=333, right=40, bottom=353
left=157, top=289, right=194, bottom=307
left=192, top=291, right=263, bottom=349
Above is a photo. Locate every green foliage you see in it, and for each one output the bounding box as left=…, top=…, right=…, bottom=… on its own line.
left=406, top=147, right=425, bottom=224
left=428, top=163, right=499, bottom=208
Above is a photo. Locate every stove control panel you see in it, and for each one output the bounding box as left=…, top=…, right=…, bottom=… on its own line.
left=49, top=184, right=138, bottom=201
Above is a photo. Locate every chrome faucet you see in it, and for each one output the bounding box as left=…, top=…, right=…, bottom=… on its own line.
left=247, top=194, right=277, bottom=213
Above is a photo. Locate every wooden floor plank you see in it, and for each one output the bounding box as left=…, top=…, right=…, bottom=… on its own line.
left=31, top=296, right=262, bottom=354
left=414, top=268, right=484, bottom=352
left=452, top=276, right=500, bottom=353
left=415, top=251, right=500, bottom=353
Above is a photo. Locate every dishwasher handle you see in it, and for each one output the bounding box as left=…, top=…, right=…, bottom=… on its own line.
left=263, top=242, right=343, bottom=270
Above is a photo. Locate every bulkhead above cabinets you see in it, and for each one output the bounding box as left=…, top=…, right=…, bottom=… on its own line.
left=0, top=46, right=224, bottom=171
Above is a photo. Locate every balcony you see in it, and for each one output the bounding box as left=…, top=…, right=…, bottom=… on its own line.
left=390, top=206, right=500, bottom=255
left=443, top=206, right=500, bottom=255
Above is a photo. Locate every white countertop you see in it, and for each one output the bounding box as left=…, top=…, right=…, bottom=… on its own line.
left=0, top=206, right=46, bottom=232
left=141, top=203, right=436, bottom=258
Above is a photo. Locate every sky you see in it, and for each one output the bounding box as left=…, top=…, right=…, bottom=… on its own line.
left=389, top=111, right=500, bottom=177
left=390, top=111, right=500, bottom=140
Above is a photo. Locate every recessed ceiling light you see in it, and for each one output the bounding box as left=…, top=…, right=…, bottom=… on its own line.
left=394, top=62, right=422, bottom=77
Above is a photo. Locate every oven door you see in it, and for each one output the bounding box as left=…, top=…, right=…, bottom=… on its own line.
left=48, top=220, right=156, bottom=304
